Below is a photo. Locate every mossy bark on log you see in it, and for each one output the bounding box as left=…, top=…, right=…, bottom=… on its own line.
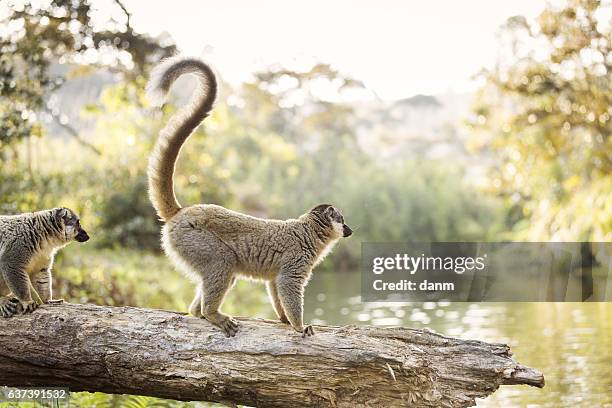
left=0, top=303, right=544, bottom=407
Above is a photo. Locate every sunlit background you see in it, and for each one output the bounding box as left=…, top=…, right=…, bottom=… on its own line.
left=0, top=0, right=610, bottom=407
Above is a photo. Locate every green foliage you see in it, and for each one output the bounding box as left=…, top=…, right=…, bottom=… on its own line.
left=68, top=392, right=203, bottom=408
left=470, top=0, right=611, bottom=241
left=54, top=246, right=188, bottom=309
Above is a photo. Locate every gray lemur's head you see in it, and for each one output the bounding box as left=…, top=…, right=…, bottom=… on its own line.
left=54, top=208, right=90, bottom=243
left=308, top=204, right=353, bottom=239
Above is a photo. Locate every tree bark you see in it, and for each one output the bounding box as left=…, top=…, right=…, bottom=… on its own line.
left=0, top=303, right=544, bottom=407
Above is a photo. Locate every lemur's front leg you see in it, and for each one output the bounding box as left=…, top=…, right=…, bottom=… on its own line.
left=0, top=297, right=19, bottom=318
left=276, top=272, right=314, bottom=337
left=1, top=259, right=38, bottom=315
left=267, top=281, right=290, bottom=324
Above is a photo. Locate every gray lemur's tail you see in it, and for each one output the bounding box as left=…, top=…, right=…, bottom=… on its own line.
left=146, top=56, right=217, bottom=222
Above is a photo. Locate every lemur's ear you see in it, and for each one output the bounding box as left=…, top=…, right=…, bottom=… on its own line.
left=310, top=203, right=332, bottom=214
left=323, top=206, right=336, bottom=217
left=55, top=208, right=68, bottom=221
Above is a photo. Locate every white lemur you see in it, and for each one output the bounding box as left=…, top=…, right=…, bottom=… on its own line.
left=0, top=208, right=89, bottom=317
left=146, top=56, right=352, bottom=337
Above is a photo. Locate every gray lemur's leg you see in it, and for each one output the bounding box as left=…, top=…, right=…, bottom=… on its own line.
left=276, top=273, right=314, bottom=337
left=267, top=281, right=289, bottom=324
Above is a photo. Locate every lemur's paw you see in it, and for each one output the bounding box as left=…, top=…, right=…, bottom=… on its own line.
left=219, top=316, right=240, bottom=337
left=17, top=300, right=38, bottom=314
left=302, top=325, right=315, bottom=338
left=0, top=298, right=19, bottom=318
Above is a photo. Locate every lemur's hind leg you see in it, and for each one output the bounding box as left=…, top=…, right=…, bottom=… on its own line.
left=198, top=261, right=239, bottom=337
left=176, top=226, right=239, bottom=336
left=189, top=276, right=236, bottom=317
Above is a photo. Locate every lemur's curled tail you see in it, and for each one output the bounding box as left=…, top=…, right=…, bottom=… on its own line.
left=146, top=56, right=218, bottom=221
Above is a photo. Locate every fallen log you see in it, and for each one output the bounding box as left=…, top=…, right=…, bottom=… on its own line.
left=0, top=303, right=544, bottom=407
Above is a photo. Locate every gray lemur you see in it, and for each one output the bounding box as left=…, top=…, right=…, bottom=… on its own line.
left=0, top=208, right=89, bottom=317
left=146, top=56, right=352, bottom=337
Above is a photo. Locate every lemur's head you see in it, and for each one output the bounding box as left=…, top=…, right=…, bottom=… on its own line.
left=308, top=204, right=352, bottom=239
left=54, top=208, right=90, bottom=243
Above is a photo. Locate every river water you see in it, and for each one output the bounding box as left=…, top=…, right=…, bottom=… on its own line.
left=293, top=271, right=612, bottom=407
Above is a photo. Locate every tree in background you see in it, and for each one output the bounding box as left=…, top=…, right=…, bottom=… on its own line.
left=470, top=0, right=611, bottom=241
left=0, top=0, right=174, bottom=151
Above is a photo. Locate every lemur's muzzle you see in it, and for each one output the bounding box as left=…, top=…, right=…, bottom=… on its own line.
left=76, top=229, right=90, bottom=242
left=343, top=224, right=353, bottom=237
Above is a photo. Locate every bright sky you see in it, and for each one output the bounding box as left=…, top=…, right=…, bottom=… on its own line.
left=121, top=0, right=546, bottom=99
left=0, top=1, right=547, bottom=99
